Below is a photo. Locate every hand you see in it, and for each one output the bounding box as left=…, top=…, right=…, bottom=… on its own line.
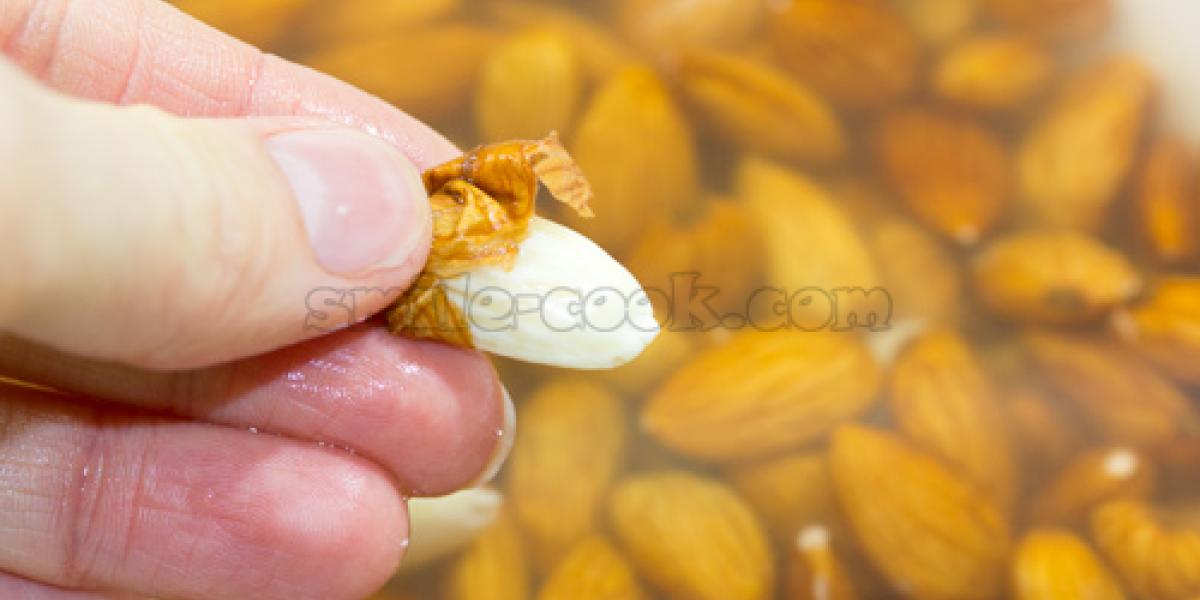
left=0, top=1, right=512, bottom=598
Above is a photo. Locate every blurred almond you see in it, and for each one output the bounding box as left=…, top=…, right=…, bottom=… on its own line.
left=1017, top=57, right=1155, bottom=230
left=644, top=330, right=881, bottom=462
left=1093, top=500, right=1200, bottom=600
left=564, top=66, right=697, bottom=252
left=609, top=471, right=774, bottom=600
left=984, top=0, right=1112, bottom=42
left=933, top=34, right=1054, bottom=112
left=1005, top=385, right=1088, bottom=480
left=443, top=509, right=530, bottom=600
left=892, top=0, right=977, bottom=46
left=1134, top=138, right=1200, bottom=264
left=486, top=1, right=636, bottom=80
left=875, top=108, right=1010, bottom=244
left=1113, top=277, right=1200, bottom=386
left=738, top=158, right=885, bottom=330
left=674, top=49, right=845, bottom=165
left=174, top=0, right=308, bottom=48
left=1013, top=529, right=1126, bottom=600
left=768, top=0, right=918, bottom=110
left=831, top=425, right=1010, bottom=600
left=297, top=0, right=460, bottom=45
left=537, top=536, right=646, bottom=600
left=785, top=525, right=861, bottom=600
left=506, top=379, right=627, bottom=567
left=305, top=25, right=497, bottom=123
left=972, top=231, right=1140, bottom=325
left=615, top=0, right=763, bottom=56
left=475, top=30, right=583, bottom=141
left=889, top=329, right=1018, bottom=509
left=1023, top=331, right=1200, bottom=447
left=867, top=216, right=964, bottom=326
left=1029, top=446, right=1156, bottom=526
left=604, top=329, right=698, bottom=398
left=727, top=452, right=841, bottom=543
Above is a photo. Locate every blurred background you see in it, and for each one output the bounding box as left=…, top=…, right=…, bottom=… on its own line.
left=173, top=1, right=1200, bottom=598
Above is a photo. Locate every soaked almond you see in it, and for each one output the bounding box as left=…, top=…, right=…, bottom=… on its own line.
left=1134, top=137, right=1200, bottom=264
left=475, top=30, right=583, bottom=141
left=933, top=34, right=1054, bottom=112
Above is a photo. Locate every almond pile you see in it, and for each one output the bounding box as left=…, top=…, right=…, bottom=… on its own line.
left=179, top=0, right=1200, bottom=598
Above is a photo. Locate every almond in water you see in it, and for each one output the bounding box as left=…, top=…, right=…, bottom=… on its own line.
left=1029, top=446, right=1156, bottom=526
left=1134, top=138, right=1200, bottom=264
left=1093, top=500, right=1200, bottom=600
left=1012, top=529, right=1127, bottom=600
left=727, top=451, right=842, bottom=544
left=536, top=536, right=646, bottom=600
left=933, top=34, right=1054, bottom=113
left=1113, top=277, right=1200, bottom=386
left=475, top=30, right=583, bottom=142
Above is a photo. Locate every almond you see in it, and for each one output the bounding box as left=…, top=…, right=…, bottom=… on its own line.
left=1029, top=446, right=1156, bottom=526
left=296, top=0, right=460, bottom=45
left=486, top=1, right=636, bottom=81
left=831, top=425, right=1011, bottom=600
left=933, top=34, right=1054, bottom=113
left=1135, top=138, right=1200, bottom=264
left=536, top=537, right=646, bottom=600
left=1013, top=529, right=1126, bottom=600
left=727, top=452, right=841, bottom=544
left=892, top=0, right=976, bottom=46
left=609, top=471, right=774, bottom=600
left=1092, top=500, right=1200, bottom=600
left=475, top=30, right=583, bottom=141
left=875, top=108, right=1010, bottom=244
left=615, top=0, right=763, bottom=56
left=673, top=49, right=845, bottom=165
left=768, top=0, right=918, bottom=110
left=1023, top=331, right=1200, bottom=447
left=1113, top=277, right=1200, bottom=386
left=972, top=231, right=1140, bottom=325
left=1004, top=385, right=1088, bottom=482
left=984, top=0, right=1112, bottom=42
left=867, top=216, right=965, bottom=326
left=304, top=25, right=498, bottom=123
left=443, top=508, right=530, bottom=600
left=506, top=379, right=627, bottom=567
left=174, top=0, right=309, bottom=49
left=1017, top=57, right=1155, bottom=230
left=643, top=330, right=881, bottom=462
left=563, top=66, right=698, bottom=252
left=603, top=329, right=698, bottom=398
left=889, top=329, right=1018, bottom=509
left=785, top=525, right=861, bottom=600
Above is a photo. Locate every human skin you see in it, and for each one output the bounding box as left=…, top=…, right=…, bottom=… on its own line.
left=0, top=1, right=510, bottom=598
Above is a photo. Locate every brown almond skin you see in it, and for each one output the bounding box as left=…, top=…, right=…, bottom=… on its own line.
left=972, top=231, right=1141, bottom=326
left=1017, top=57, right=1156, bottom=230
left=933, top=34, right=1054, bottom=112
left=443, top=509, right=531, bottom=600
left=475, top=30, right=583, bottom=142
left=727, top=452, right=842, bottom=544
left=875, top=108, right=1010, bottom=244
left=1114, top=277, right=1200, bottom=386
left=1012, top=529, right=1127, bottom=600
left=831, top=425, right=1011, bottom=600
left=536, top=537, right=646, bottom=600
left=614, top=0, right=763, bottom=57
left=609, top=472, right=774, bottom=600
left=295, top=0, right=461, bottom=45
left=1023, top=332, right=1200, bottom=448
left=175, top=0, right=309, bottom=49
left=1093, top=500, right=1200, bottom=600
left=1135, top=138, right=1200, bottom=264
left=889, top=329, right=1018, bottom=510
left=984, top=0, right=1113, bottom=43
left=867, top=216, right=965, bottom=325
left=769, top=0, right=918, bottom=110
left=891, top=0, right=977, bottom=47
left=1029, top=446, right=1156, bottom=527
left=1005, top=385, right=1089, bottom=481
left=643, top=330, right=881, bottom=463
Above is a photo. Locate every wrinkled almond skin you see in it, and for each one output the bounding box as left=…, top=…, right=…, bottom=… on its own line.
left=984, top=0, right=1112, bottom=42
left=615, top=0, right=762, bottom=56
left=1017, top=58, right=1156, bottom=230
left=785, top=526, right=861, bottom=600
left=1093, top=500, right=1200, bottom=600
left=1029, top=446, right=1156, bottom=527
left=1013, top=529, right=1127, bottom=600
left=563, top=66, right=697, bottom=252
left=297, top=0, right=460, bottom=44
left=768, top=0, right=918, bottom=110
left=867, top=216, right=964, bottom=325
left=1023, top=332, right=1200, bottom=448
left=475, top=30, right=583, bottom=142
left=443, top=509, right=531, bottom=600
left=972, top=231, right=1140, bottom=325
left=889, top=330, right=1017, bottom=510
left=831, top=426, right=1010, bottom=600
left=305, top=25, right=497, bottom=123
left=537, top=537, right=646, bottom=600
left=933, top=34, right=1054, bottom=112
left=1135, top=138, right=1200, bottom=264
left=609, top=472, right=774, bottom=600
left=674, top=49, right=845, bottom=165
left=1114, top=277, right=1200, bottom=386
left=727, top=452, right=841, bottom=544
left=875, top=108, right=1010, bottom=244
left=506, top=379, right=627, bottom=567
left=644, top=331, right=881, bottom=462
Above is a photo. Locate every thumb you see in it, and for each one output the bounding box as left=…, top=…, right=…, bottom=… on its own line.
left=0, top=60, right=433, bottom=370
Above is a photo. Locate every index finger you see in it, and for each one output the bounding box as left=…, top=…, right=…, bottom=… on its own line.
left=1, top=0, right=459, bottom=168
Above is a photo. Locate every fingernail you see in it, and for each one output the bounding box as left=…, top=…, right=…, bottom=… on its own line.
left=472, top=384, right=516, bottom=487
left=266, top=129, right=429, bottom=275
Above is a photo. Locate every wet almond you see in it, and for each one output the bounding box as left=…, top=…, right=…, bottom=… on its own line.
left=1029, top=446, right=1156, bottom=526
left=615, top=0, right=763, bottom=56
left=785, top=525, right=861, bottom=600
left=727, top=452, right=841, bottom=544
left=933, top=34, right=1054, bottom=113
left=1012, top=529, right=1126, bottom=600
left=892, top=0, right=977, bottom=46
left=297, top=0, right=460, bottom=44
left=1134, top=137, right=1200, bottom=264
left=475, top=30, right=583, bottom=142
left=867, top=216, right=965, bottom=326
left=1113, top=277, right=1200, bottom=386
left=984, top=0, right=1112, bottom=43
left=1092, top=500, right=1200, bottom=600
left=486, top=1, right=636, bottom=81
left=536, top=537, right=646, bottom=600
left=443, top=509, right=530, bottom=600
